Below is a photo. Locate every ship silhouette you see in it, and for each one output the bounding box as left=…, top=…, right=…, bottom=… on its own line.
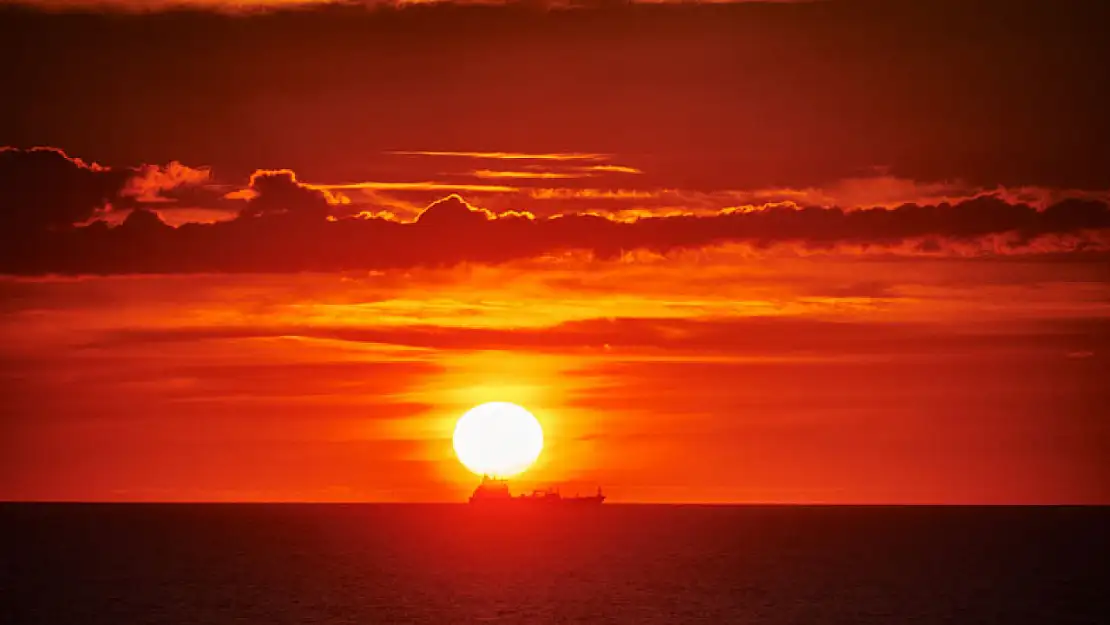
left=469, top=474, right=605, bottom=505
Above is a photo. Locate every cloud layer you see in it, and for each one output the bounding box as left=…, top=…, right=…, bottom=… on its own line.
left=1, top=146, right=1108, bottom=274
left=2, top=146, right=1109, bottom=275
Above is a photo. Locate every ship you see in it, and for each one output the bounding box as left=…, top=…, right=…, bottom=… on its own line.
left=468, top=474, right=605, bottom=505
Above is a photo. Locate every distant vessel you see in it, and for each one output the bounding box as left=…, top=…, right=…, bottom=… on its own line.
left=468, top=475, right=605, bottom=505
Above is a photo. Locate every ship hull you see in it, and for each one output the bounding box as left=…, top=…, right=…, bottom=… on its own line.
left=469, top=496, right=605, bottom=506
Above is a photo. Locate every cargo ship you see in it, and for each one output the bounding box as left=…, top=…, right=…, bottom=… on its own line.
left=468, top=474, right=605, bottom=505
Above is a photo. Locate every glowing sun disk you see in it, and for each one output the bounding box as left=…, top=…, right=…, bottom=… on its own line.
left=453, top=402, right=544, bottom=477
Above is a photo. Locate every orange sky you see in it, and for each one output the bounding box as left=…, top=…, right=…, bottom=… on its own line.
left=3, top=246, right=1107, bottom=503
left=1, top=0, right=1108, bottom=503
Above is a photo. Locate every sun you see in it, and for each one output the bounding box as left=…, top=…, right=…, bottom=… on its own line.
left=453, top=402, right=544, bottom=478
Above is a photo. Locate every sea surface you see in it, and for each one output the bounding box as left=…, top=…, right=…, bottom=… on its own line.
left=3, top=504, right=1107, bottom=624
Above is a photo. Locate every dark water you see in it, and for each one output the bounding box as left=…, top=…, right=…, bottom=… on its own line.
left=3, top=504, right=1107, bottom=624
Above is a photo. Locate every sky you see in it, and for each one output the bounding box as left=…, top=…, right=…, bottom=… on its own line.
left=1, top=0, right=1108, bottom=503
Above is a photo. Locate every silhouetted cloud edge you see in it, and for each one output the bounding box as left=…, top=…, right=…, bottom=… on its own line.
left=2, top=146, right=1109, bottom=274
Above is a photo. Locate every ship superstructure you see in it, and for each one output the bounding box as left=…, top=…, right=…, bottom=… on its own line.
left=468, top=475, right=605, bottom=505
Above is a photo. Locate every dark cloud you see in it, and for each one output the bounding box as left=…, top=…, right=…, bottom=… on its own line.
left=0, top=146, right=222, bottom=233
left=1, top=148, right=1107, bottom=273
left=0, top=179, right=1107, bottom=274
left=0, top=147, right=129, bottom=231
left=119, top=207, right=173, bottom=233
left=415, top=194, right=494, bottom=228
left=240, top=169, right=333, bottom=220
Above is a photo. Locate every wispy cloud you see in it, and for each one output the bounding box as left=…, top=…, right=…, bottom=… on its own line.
left=120, top=162, right=212, bottom=203
left=580, top=164, right=643, bottom=175
left=310, top=180, right=517, bottom=193
left=390, top=150, right=607, bottom=161
left=471, top=169, right=588, bottom=180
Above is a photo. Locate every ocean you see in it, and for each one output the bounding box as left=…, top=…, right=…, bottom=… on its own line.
left=3, top=504, right=1107, bottom=624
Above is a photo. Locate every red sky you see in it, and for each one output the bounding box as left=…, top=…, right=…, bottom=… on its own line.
left=1, top=0, right=1108, bottom=503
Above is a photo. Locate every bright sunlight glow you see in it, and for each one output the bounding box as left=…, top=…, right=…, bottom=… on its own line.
left=453, top=402, right=544, bottom=477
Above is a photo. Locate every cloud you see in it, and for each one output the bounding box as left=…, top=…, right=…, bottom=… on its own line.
left=472, top=170, right=588, bottom=180
left=1, top=179, right=1107, bottom=274
left=82, top=314, right=1110, bottom=359
left=119, top=162, right=212, bottom=203
left=0, top=147, right=130, bottom=232
left=466, top=165, right=642, bottom=180
left=415, top=194, right=497, bottom=227
left=389, top=151, right=607, bottom=161
left=581, top=165, right=642, bottom=175
left=395, top=151, right=643, bottom=185
left=522, top=178, right=1110, bottom=215
left=240, top=169, right=343, bottom=220
left=2, top=151, right=1107, bottom=274
left=0, top=146, right=229, bottom=231
left=119, top=207, right=174, bottom=233
left=312, top=181, right=516, bottom=193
